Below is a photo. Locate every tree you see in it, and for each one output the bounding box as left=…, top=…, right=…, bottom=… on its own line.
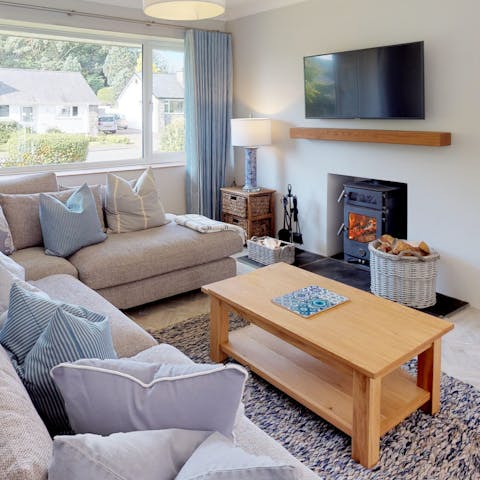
left=103, top=47, right=139, bottom=98
left=97, top=87, right=116, bottom=106
left=0, top=35, right=109, bottom=93
left=159, top=117, right=185, bottom=152
left=62, top=55, right=82, bottom=72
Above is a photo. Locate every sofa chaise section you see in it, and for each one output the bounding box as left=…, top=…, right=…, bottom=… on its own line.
left=67, top=221, right=243, bottom=309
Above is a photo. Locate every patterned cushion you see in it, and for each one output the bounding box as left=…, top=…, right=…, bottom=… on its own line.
left=39, top=184, right=107, bottom=257
left=0, top=283, right=106, bottom=375
left=51, top=358, right=247, bottom=440
left=105, top=167, right=168, bottom=233
left=0, top=206, right=14, bottom=255
left=23, top=306, right=117, bottom=435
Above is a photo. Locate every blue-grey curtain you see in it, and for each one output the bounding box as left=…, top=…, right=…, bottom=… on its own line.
left=185, top=29, right=232, bottom=220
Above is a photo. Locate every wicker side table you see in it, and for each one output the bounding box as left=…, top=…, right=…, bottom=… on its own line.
left=221, top=187, right=275, bottom=240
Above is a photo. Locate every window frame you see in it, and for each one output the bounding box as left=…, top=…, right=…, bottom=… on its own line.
left=0, top=105, right=9, bottom=117
left=0, top=26, right=185, bottom=175
left=56, top=106, right=79, bottom=118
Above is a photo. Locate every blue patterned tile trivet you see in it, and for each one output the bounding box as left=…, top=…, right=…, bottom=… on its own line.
left=272, top=285, right=349, bottom=318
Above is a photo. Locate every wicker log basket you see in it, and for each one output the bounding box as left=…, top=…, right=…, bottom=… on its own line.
left=247, top=236, right=295, bottom=266
left=369, top=239, right=440, bottom=308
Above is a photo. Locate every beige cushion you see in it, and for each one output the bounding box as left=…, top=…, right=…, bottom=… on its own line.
left=10, top=247, right=78, bottom=281
left=0, top=185, right=105, bottom=250
left=0, top=171, right=57, bottom=194
left=0, top=345, right=53, bottom=480
left=31, top=274, right=157, bottom=358
left=68, top=221, right=243, bottom=290
left=105, top=167, right=168, bottom=233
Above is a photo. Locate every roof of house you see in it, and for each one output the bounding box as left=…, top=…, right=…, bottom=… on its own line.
left=152, top=73, right=184, bottom=99
left=0, top=68, right=99, bottom=105
left=118, top=72, right=184, bottom=100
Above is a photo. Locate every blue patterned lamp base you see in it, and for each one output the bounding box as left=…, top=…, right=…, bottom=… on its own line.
left=272, top=285, right=349, bottom=318
left=243, top=147, right=261, bottom=192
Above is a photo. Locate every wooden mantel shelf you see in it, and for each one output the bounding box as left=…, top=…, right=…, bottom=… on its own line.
left=290, top=127, right=451, bottom=147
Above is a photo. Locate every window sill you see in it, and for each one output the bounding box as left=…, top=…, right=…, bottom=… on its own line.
left=55, top=161, right=186, bottom=177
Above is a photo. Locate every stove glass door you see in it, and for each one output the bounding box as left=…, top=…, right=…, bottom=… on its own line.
left=348, top=212, right=378, bottom=243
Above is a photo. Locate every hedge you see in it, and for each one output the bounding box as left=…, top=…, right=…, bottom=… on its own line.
left=0, top=121, right=20, bottom=144
left=4, top=132, right=89, bottom=167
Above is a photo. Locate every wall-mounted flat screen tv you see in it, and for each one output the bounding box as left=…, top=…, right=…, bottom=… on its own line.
left=304, top=41, right=424, bottom=119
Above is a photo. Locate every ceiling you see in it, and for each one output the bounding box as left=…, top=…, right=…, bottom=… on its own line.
left=79, top=0, right=308, bottom=21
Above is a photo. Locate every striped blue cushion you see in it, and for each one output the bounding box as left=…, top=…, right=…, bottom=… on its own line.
left=39, top=183, right=107, bottom=257
left=0, top=283, right=106, bottom=377
left=23, top=306, right=117, bottom=435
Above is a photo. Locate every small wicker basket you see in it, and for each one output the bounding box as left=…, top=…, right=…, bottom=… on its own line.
left=369, top=240, right=440, bottom=308
left=247, top=236, right=295, bottom=265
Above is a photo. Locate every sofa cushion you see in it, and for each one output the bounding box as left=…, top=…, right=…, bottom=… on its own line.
left=0, top=283, right=110, bottom=376
left=68, top=221, right=243, bottom=290
left=0, top=206, right=14, bottom=254
left=0, top=171, right=58, bottom=194
left=31, top=274, right=157, bottom=357
left=48, top=430, right=211, bottom=480
left=0, top=185, right=104, bottom=250
left=176, top=431, right=299, bottom=480
left=105, top=167, right=168, bottom=233
left=24, top=306, right=117, bottom=435
left=0, top=344, right=53, bottom=480
left=39, top=184, right=107, bottom=257
left=0, top=252, right=49, bottom=315
left=10, top=247, right=79, bottom=281
left=51, top=359, right=247, bottom=439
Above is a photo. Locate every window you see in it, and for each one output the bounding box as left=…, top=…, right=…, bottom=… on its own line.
left=22, top=107, right=33, bottom=122
left=57, top=106, right=79, bottom=117
left=151, top=47, right=185, bottom=155
left=0, top=30, right=184, bottom=171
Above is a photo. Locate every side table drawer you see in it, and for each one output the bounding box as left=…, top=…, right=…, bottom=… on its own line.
left=223, top=213, right=272, bottom=239
left=222, top=192, right=247, bottom=217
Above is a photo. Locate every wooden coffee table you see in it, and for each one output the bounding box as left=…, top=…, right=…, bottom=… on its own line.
left=202, top=263, right=454, bottom=468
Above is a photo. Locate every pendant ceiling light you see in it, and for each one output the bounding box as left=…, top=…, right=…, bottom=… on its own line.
left=143, top=0, right=225, bottom=20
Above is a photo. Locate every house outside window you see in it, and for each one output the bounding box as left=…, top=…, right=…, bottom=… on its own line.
left=21, top=106, right=33, bottom=122
left=0, top=30, right=184, bottom=171
left=57, top=106, right=79, bottom=117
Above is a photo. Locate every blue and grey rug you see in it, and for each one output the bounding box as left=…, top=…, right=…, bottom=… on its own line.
left=149, top=314, right=480, bottom=480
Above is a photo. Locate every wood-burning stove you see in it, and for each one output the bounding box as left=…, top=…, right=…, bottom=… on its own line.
left=338, top=180, right=407, bottom=264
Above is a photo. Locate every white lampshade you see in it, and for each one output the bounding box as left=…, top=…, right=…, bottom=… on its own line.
left=231, top=118, right=272, bottom=147
left=143, top=0, right=225, bottom=20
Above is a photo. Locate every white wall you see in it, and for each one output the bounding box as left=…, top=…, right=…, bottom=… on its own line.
left=228, top=0, right=480, bottom=307
left=58, top=165, right=187, bottom=215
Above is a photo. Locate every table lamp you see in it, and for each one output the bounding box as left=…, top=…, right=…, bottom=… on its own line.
left=231, top=118, right=272, bottom=192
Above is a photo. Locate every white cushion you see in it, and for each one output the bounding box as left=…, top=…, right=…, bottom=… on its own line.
left=105, top=167, right=168, bottom=233
left=51, top=358, right=247, bottom=440
left=177, top=432, right=299, bottom=480
left=0, top=252, right=48, bottom=315
left=49, top=429, right=211, bottom=480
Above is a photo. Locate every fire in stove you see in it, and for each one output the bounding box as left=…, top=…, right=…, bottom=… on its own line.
left=348, top=213, right=377, bottom=243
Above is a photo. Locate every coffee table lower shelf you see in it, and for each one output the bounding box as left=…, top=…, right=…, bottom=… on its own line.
left=222, top=325, right=430, bottom=438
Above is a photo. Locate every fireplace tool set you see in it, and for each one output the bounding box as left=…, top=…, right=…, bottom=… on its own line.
left=278, top=184, right=303, bottom=244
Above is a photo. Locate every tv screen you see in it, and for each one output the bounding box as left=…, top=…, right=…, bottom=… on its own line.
left=304, top=41, right=424, bottom=119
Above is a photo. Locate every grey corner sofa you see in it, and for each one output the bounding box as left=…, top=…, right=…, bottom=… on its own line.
left=0, top=272, right=318, bottom=480
left=0, top=172, right=318, bottom=478
left=0, top=171, right=243, bottom=309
